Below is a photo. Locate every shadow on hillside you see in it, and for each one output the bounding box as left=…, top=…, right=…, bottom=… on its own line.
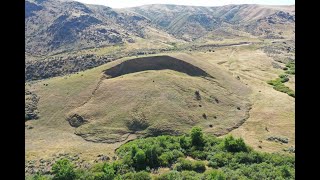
left=104, top=55, right=213, bottom=78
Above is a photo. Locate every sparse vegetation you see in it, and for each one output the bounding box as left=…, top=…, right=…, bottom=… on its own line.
left=267, top=74, right=295, bottom=97
left=267, top=136, right=289, bottom=143
left=285, top=61, right=295, bottom=75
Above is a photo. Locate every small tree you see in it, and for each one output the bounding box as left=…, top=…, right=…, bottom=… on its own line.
left=52, top=159, right=76, bottom=180
left=134, top=149, right=146, bottom=170
left=191, top=126, right=205, bottom=147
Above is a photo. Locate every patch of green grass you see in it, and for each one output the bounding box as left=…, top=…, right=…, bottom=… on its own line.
left=284, top=61, right=295, bottom=75
left=267, top=74, right=295, bottom=97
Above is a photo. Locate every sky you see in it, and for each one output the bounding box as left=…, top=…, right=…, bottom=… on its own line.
left=74, top=0, right=295, bottom=8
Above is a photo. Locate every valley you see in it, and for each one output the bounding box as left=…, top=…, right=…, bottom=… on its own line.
left=25, top=0, right=295, bottom=179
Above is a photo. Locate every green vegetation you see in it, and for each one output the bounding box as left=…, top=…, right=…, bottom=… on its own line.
left=29, top=127, right=294, bottom=180
left=284, top=61, right=295, bottom=75
left=52, top=159, right=76, bottom=180
left=267, top=74, right=295, bottom=97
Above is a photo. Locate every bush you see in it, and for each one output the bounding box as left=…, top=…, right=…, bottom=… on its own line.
left=208, top=152, right=232, bottom=168
left=123, top=171, right=152, bottom=180
left=175, top=158, right=193, bottom=171
left=156, top=170, right=182, bottom=180
left=195, top=91, right=201, bottom=100
left=52, top=159, right=76, bottom=180
left=192, top=161, right=206, bottom=173
left=190, top=149, right=207, bottom=160
left=191, top=126, right=205, bottom=147
left=159, top=152, right=174, bottom=167
left=134, top=149, right=147, bottom=170
left=224, top=135, right=248, bottom=153
left=204, top=170, right=226, bottom=180
left=32, top=174, right=49, bottom=180
left=175, top=158, right=205, bottom=173
left=179, top=135, right=191, bottom=149
left=180, top=171, right=203, bottom=180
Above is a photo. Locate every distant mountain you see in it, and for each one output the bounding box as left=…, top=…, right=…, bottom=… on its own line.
left=25, top=0, right=152, bottom=55
left=127, top=4, right=295, bottom=40
left=25, top=0, right=295, bottom=55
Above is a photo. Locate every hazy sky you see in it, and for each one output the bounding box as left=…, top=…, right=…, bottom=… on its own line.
left=74, top=0, right=295, bottom=8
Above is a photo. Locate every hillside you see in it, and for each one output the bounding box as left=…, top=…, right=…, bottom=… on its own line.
left=127, top=4, right=295, bottom=40
left=26, top=0, right=168, bottom=56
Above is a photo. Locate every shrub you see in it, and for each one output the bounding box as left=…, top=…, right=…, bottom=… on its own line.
left=190, top=149, right=207, bottom=160
left=175, top=158, right=193, bottom=171
left=195, top=91, right=201, bottom=100
left=208, top=152, right=232, bottom=168
left=52, top=158, right=76, bottom=180
left=180, top=171, right=203, bottom=180
left=32, top=174, right=49, bottom=180
left=156, top=170, right=182, bottom=180
left=204, top=170, right=226, bottom=180
left=179, top=135, right=191, bottom=149
left=127, top=113, right=149, bottom=131
left=192, top=161, right=206, bottom=173
left=191, top=126, right=205, bottom=147
left=122, top=171, right=152, bottom=180
left=159, top=152, right=174, bottom=167
left=134, top=149, right=147, bottom=170
left=224, top=135, right=248, bottom=153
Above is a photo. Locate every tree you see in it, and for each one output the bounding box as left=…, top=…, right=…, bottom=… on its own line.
left=134, top=149, right=146, bottom=170
left=191, top=126, right=205, bottom=147
left=52, top=159, right=76, bottom=180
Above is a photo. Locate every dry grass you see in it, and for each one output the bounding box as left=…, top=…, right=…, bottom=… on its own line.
left=187, top=45, right=294, bottom=154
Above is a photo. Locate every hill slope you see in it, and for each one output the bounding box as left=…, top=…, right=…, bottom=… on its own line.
left=26, top=0, right=155, bottom=56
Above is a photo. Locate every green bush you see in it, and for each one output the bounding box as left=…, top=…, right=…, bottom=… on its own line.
left=180, top=171, right=203, bottom=180
left=159, top=152, right=174, bottom=167
left=175, top=158, right=205, bottom=173
left=155, top=170, right=182, bottom=180
left=192, top=161, right=206, bottom=173
left=189, top=149, right=207, bottom=160
left=175, top=158, right=193, bottom=171
left=224, top=135, right=248, bottom=153
left=32, top=173, right=50, bottom=180
left=204, top=170, right=226, bottom=180
left=191, top=126, right=205, bottom=147
left=52, top=159, right=76, bottom=180
left=122, top=171, right=152, bottom=180
left=208, top=152, right=232, bottom=168
left=134, top=149, right=147, bottom=170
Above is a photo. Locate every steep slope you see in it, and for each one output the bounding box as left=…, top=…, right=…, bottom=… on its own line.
left=25, top=0, right=151, bottom=56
